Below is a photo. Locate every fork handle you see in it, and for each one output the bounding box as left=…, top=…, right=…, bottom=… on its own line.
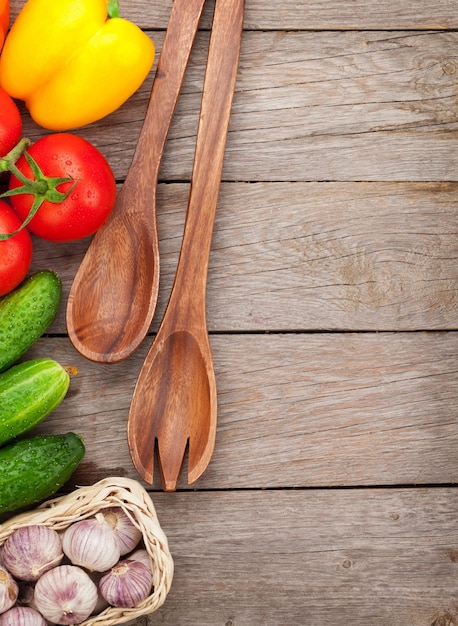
left=165, top=0, right=245, bottom=324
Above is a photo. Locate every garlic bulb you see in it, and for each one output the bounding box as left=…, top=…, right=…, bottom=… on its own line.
left=3, top=525, right=63, bottom=581
left=98, top=507, right=142, bottom=555
left=0, top=606, right=46, bottom=625
left=129, top=548, right=152, bottom=569
left=33, top=565, right=98, bottom=625
left=0, top=566, right=18, bottom=614
left=99, top=559, right=152, bottom=608
left=61, top=513, right=120, bottom=572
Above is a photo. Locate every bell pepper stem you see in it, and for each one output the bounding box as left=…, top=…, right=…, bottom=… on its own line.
left=107, top=0, right=120, bottom=18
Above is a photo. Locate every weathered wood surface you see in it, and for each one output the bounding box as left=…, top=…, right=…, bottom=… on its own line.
left=10, top=0, right=458, bottom=30
left=27, top=331, right=458, bottom=490
left=4, top=1, right=458, bottom=624
left=18, top=30, right=458, bottom=183
left=139, top=488, right=458, bottom=626
left=32, top=181, right=458, bottom=332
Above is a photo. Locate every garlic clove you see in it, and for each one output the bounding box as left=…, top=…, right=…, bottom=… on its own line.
left=2, top=525, right=63, bottom=582
left=61, top=514, right=121, bottom=572
left=34, top=565, right=98, bottom=625
left=0, top=565, right=19, bottom=615
left=99, top=558, right=153, bottom=608
left=98, top=507, right=143, bottom=555
left=0, top=606, right=46, bottom=625
left=128, top=548, right=152, bottom=570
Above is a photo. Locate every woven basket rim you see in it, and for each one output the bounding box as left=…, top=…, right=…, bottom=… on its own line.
left=0, top=477, right=174, bottom=626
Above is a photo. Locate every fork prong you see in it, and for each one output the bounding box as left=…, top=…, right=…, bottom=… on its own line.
left=128, top=433, right=155, bottom=485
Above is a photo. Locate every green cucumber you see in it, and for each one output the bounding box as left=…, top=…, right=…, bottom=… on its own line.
left=0, top=358, right=70, bottom=447
left=0, top=433, right=85, bottom=513
left=0, top=270, right=62, bottom=373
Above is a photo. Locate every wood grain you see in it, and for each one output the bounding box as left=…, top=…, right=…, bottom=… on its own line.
left=10, top=0, right=458, bottom=30
left=17, top=30, right=457, bottom=183
left=32, top=182, right=458, bottom=332
left=143, top=488, right=458, bottom=626
left=25, top=331, right=457, bottom=490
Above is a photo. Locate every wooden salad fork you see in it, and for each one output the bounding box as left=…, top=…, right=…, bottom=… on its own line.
left=66, top=0, right=207, bottom=363
left=127, top=0, right=245, bottom=490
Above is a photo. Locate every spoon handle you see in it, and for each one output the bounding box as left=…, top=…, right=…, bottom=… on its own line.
left=162, top=0, right=245, bottom=330
left=126, top=0, right=207, bottom=182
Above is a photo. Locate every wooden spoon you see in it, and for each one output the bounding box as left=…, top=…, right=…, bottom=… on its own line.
left=66, top=0, right=207, bottom=363
left=127, top=0, right=245, bottom=491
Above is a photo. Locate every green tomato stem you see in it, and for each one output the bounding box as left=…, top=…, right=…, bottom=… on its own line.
left=0, top=138, right=77, bottom=241
left=0, top=137, right=31, bottom=174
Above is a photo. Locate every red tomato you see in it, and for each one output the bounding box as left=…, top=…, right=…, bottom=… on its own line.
left=8, top=133, right=116, bottom=242
left=0, top=200, right=32, bottom=296
left=0, top=87, right=22, bottom=157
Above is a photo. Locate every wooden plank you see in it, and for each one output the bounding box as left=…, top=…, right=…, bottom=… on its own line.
left=156, top=181, right=458, bottom=332
left=151, top=30, right=458, bottom=183
left=113, top=488, right=458, bottom=625
left=32, top=182, right=458, bottom=332
left=19, top=31, right=458, bottom=183
left=25, top=332, right=458, bottom=489
left=10, top=0, right=458, bottom=30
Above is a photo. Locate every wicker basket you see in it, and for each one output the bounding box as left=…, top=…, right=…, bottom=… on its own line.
left=0, top=477, right=174, bottom=625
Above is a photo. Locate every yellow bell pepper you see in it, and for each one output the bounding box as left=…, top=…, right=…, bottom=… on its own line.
left=0, top=0, right=154, bottom=130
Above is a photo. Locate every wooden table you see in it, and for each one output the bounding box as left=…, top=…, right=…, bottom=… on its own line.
left=9, top=0, right=458, bottom=623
